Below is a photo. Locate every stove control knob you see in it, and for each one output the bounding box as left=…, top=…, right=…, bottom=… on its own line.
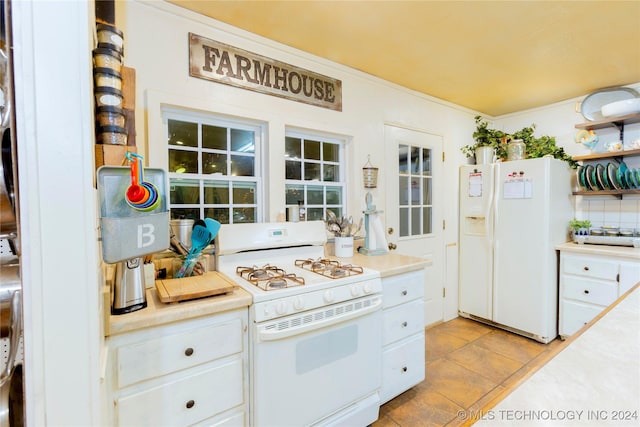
left=276, top=301, right=288, bottom=315
left=324, top=289, right=335, bottom=303
left=351, top=286, right=362, bottom=297
left=293, top=296, right=305, bottom=310
left=363, top=283, right=373, bottom=294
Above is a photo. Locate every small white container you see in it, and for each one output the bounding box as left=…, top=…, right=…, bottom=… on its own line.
left=334, top=236, right=354, bottom=258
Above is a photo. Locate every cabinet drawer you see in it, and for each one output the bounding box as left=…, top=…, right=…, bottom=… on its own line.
left=383, top=299, right=424, bottom=346
left=560, top=300, right=603, bottom=337
left=381, top=333, right=425, bottom=404
left=117, top=358, right=244, bottom=426
left=382, top=270, right=424, bottom=308
left=562, top=276, right=617, bottom=306
left=117, top=318, right=243, bottom=388
left=562, top=255, right=618, bottom=281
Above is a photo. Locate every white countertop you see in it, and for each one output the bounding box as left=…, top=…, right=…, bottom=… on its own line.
left=476, top=281, right=640, bottom=426
left=556, top=241, right=640, bottom=260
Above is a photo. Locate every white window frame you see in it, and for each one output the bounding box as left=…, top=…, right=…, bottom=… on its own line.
left=284, top=128, right=346, bottom=221
left=163, top=107, right=264, bottom=223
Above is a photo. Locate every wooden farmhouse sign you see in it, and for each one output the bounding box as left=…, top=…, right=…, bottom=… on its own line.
left=189, top=33, right=342, bottom=111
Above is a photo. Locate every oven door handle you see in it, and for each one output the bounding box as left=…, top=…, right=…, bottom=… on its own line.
left=258, top=298, right=382, bottom=341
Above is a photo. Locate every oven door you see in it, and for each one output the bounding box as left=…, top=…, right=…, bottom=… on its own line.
left=251, top=295, right=382, bottom=427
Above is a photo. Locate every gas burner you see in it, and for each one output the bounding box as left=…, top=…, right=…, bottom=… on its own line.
left=236, top=265, right=305, bottom=291
left=295, top=258, right=364, bottom=279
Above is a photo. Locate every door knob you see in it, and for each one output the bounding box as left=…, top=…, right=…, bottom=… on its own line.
left=388, top=242, right=397, bottom=250
left=388, top=227, right=394, bottom=234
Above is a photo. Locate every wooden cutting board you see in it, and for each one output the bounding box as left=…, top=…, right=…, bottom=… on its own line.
left=155, top=271, right=237, bottom=303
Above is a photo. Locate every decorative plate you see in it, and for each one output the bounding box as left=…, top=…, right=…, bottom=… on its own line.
left=616, top=161, right=629, bottom=189
left=585, top=165, right=596, bottom=190
left=607, top=163, right=620, bottom=190
left=596, top=164, right=608, bottom=190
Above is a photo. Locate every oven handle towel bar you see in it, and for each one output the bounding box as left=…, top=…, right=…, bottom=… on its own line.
left=257, top=296, right=382, bottom=341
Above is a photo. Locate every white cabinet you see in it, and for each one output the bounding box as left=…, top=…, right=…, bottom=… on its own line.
left=559, top=252, right=640, bottom=338
left=105, top=309, right=249, bottom=426
left=380, top=269, right=425, bottom=404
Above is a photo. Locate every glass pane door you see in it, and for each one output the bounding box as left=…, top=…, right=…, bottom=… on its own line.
left=398, top=145, right=432, bottom=237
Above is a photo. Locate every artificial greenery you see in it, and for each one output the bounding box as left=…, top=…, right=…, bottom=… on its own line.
left=462, top=116, right=578, bottom=169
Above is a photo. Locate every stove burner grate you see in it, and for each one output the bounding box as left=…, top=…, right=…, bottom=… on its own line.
left=295, top=258, right=364, bottom=279
left=236, top=265, right=305, bottom=291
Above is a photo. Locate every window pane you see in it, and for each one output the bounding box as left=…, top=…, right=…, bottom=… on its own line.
left=202, top=125, right=226, bottom=150
left=233, top=182, right=256, bottom=204
left=202, top=152, right=226, bottom=175
left=422, top=149, right=432, bottom=175
left=398, top=145, right=409, bottom=174
left=323, top=164, right=339, bottom=182
left=231, top=129, right=255, bottom=153
left=169, top=149, right=198, bottom=174
left=205, top=207, right=230, bottom=224
left=326, top=187, right=341, bottom=205
left=410, top=147, right=420, bottom=174
left=168, top=119, right=198, bottom=148
left=411, top=178, right=420, bottom=204
left=323, top=143, right=339, bottom=162
left=170, top=178, right=200, bottom=204
left=307, top=208, right=324, bottom=221
left=411, top=207, right=421, bottom=235
left=399, top=176, right=409, bottom=206
left=307, top=185, right=324, bottom=204
left=170, top=208, right=199, bottom=220
left=285, top=184, right=304, bottom=205
left=203, top=181, right=229, bottom=204
left=399, top=207, right=409, bottom=237
left=233, top=207, right=255, bottom=223
left=285, top=137, right=301, bottom=159
left=423, top=207, right=432, bottom=234
left=230, top=154, right=254, bottom=176
left=423, top=177, right=432, bottom=204
left=304, top=139, right=321, bottom=160
left=286, top=160, right=302, bottom=180
left=304, top=162, right=321, bottom=180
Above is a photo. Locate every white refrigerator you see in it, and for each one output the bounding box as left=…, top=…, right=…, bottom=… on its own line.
left=458, top=157, right=573, bottom=343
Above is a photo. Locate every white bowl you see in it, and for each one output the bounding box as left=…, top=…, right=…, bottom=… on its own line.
left=601, top=98, right=640, bottom=118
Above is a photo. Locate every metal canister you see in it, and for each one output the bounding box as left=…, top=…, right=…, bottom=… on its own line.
left=170, top=219, right=194, bottom=249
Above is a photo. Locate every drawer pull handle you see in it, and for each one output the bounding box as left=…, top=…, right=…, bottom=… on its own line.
left=583, top=290, right=589, bottom=294
left=402, top=366, right=408, bottom=373
left=186, top=400, right=195, bottom=409
left=583, top=266, right=589, bottom=271
left=401, top=290, right=408, bottom=296
left=184, top=347, right=194, bottom=357
left=401, top=321, right=408, bottom=327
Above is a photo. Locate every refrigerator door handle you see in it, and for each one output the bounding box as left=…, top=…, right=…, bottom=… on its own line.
left=485, top=170, right=495, bottom=249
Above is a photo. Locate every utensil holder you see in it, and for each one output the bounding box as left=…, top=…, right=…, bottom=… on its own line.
left=334, top=236, right=354, bottom=258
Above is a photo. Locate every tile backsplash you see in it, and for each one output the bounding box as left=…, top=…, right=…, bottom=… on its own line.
left=575, top=197, right=640, bottom=230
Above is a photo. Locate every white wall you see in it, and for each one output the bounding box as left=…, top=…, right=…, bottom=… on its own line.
left=12, top=1, right=102, bottom=425
left=494, top=83, right=640, bottom=230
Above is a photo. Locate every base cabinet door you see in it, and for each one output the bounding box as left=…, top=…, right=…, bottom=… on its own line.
left=381, top=334, right=425, bottom=404
left=560, top=300, right=605, bottom=337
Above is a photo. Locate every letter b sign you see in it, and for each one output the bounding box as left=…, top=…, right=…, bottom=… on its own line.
left=137, top=223, right=156, bottom=248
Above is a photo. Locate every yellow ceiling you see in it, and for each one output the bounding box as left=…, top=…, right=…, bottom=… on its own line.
left=168, top=0, right=640, bottom=116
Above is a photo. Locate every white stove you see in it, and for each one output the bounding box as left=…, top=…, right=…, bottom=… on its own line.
left=215, top=221, right=383, bottom=427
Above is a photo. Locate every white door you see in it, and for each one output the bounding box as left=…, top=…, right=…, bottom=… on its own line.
left=384, top=125, right=444, bottom=326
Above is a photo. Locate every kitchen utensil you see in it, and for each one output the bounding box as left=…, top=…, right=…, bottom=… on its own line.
left=124, top=152, right=160, bottom=212
left=155, top=271, right=236, bottom=303
left=174, top=221, right=212, bottom=278
left=204, top=218, right=222, bottom=241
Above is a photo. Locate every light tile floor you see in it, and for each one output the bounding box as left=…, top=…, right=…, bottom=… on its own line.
left=373, top=317, right=567, bottom=427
